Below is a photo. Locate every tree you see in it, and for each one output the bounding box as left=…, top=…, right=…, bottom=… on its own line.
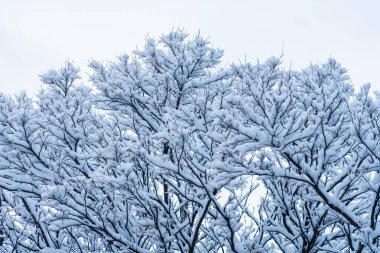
left=0, top=30, right=378, bottom=252
left=222, top=58, right=380, bottom=252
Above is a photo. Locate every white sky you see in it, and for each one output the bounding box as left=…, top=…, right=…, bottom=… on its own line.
left=0, top=0, right=379, bottom=95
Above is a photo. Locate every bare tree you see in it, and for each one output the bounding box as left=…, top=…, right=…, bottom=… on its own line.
left=0, top=30, right=378, bottom=252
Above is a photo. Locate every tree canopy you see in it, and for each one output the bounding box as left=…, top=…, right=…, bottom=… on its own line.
left=0, top=30, right=379, bottom=252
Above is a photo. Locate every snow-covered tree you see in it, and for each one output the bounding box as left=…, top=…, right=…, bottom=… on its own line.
left=0, top=30, right=379, bottom=252
left=221, top=58, right=380, bottom=252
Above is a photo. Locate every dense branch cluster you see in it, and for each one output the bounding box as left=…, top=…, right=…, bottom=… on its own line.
left=0, top=30, right=379, bottom=252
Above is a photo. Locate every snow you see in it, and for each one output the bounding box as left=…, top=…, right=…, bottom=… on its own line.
left=0, top=30, right=378, bottom=252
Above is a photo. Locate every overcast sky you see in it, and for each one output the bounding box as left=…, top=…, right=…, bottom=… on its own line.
left=1, top=0, right=379, bottom=95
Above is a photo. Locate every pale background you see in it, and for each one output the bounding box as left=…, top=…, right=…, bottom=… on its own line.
left=1, top=0, right=379, bottom=95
